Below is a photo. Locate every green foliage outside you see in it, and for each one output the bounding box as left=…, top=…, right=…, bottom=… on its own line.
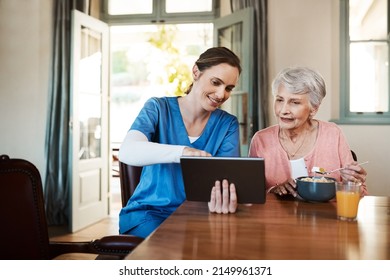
left=111, top=25, right=193, bottom=100
left=148, top=25, right=192, bottom=96
left=112, top=50, right=128, bottom=74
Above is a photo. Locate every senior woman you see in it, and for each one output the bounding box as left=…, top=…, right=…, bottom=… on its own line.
left=249, top=66, right=367, bottom=197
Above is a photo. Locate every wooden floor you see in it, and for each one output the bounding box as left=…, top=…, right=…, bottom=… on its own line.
left=49, top=177, right=122, bottom=243
left=49, top=209, right=120, bottom=242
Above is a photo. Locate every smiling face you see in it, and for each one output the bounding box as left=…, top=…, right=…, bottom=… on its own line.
left=191, top=63, right=239, bottom=111
left=274, top=84, right=317, bottom=131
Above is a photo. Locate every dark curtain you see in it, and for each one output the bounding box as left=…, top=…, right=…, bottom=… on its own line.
left=231, top=0, right=269, bottom=130
left=44, top=0, right=73, bottom=225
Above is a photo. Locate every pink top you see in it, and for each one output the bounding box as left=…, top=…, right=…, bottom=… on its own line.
left=248, top=120, right=354, bottom=191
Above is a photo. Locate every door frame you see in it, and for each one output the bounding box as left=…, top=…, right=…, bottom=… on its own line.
left=70, top=10, right=109, bottom=232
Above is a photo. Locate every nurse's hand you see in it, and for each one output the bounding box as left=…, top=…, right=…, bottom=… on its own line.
left=208, top=179, right=237, bottom=214
left=182, top=147, right=211, bottom=157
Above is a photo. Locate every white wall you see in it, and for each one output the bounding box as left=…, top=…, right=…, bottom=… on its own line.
left=1, top=0, right=389, bottom=196
left=268, top=0, right=390, bottom=196
left=0, top=0, right=52, bottom=180
left=268, top=0, right=335, bottom=121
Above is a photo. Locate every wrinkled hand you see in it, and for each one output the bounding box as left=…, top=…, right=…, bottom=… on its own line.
left=270, top=178, right=297, bottom=197
left=340, top=162, right=367, bottom=183
left=182, top=147, right=211, bottom=157
left=340, top=162, right=368, bottom=196
left=208, top=179, right=237, bottom=214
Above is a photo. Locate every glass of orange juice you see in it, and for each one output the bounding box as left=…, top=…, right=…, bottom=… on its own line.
left=336, top=181, right=361, bottom=221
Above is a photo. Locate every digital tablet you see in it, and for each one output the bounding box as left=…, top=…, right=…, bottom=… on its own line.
left=180, top=156, right=266, bottom=204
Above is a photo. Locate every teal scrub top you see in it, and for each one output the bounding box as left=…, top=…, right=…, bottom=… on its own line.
left=119, top=96, right=240, bottom=234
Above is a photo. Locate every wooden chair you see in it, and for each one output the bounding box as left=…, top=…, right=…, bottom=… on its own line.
left=119, top=161, right=142, bottom=207
left=0, top=154, right=143, bottom=260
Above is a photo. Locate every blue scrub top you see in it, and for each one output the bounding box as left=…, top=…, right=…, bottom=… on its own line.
left=119, top=96, right=240, bottom=234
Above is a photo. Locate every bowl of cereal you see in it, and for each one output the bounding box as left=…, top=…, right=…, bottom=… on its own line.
left=296, top=176, right=336, bottom=202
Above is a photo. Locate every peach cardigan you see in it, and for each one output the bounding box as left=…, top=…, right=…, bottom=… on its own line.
left=248, top=120, right=354, bottom=191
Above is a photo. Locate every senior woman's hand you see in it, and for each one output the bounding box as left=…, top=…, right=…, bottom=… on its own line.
left=268, top=178, right=298, bottom=197
left=340, top=162, right=367, bottom=182
left=340, top=162, right=368, bottom=196
left=208, top=179, right=237, bottom=214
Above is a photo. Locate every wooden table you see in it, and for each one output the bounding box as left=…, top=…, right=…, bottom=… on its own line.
left=126, top=195, right=390, bottom=260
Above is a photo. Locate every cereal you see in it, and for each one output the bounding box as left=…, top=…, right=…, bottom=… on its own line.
left=300, top=177, right=334, bottom=183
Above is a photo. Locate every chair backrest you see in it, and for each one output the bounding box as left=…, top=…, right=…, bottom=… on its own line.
left=0, top=154, right=51, bottom=260
left=351, top=150, right=357, bottom=161
left=119, top=161, right=142, bottom=207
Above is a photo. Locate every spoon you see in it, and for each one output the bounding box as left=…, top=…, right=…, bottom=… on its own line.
left=312, top=161, right=369, bottom=175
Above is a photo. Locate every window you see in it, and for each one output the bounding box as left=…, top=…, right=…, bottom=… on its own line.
left=102, top=0, right=217, bottom=142
left=102, top=0, right=216, bottom=24
left=340, top=0, right=390, bottom=124
left=109, top=23, right=213, bottom=142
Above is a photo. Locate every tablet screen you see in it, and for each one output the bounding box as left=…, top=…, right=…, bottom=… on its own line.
left=180, top=156, right=266, bottom=204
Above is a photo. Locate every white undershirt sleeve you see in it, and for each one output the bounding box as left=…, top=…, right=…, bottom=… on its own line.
left=118, top=130, right=186, bottom=166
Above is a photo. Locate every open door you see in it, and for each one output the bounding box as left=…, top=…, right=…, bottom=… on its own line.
left=214, top=7, right=254, bottom=156
left=70, top=10, right=109, bottom=232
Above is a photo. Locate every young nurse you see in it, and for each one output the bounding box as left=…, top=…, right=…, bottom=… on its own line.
left=118, top=47, right=242, bottom=238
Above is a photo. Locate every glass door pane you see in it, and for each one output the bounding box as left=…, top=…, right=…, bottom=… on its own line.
left=78, top=26, right=103, bottom=159
left=217, top=23, right=243, bottom=90
left=214, top=8, right=254, bottom=156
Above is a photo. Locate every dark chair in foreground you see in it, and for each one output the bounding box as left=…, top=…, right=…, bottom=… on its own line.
left=0, top=154, right=144, bottom=260
left=119, top=161, right=142, bottom=207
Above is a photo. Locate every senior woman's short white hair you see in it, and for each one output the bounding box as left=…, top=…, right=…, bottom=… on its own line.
left=271, top=66, right=326, bottom=109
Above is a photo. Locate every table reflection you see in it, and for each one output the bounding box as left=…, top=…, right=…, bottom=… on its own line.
left=357, top=196, right=390, bottom=259
left=127, top=195, right=390, bottom=260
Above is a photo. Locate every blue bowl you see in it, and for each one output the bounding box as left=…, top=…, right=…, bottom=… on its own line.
left=296, top=176, right=336, bottom=202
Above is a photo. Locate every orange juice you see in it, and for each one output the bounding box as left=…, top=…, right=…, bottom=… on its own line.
left=336, top=190, right=360, bottom=220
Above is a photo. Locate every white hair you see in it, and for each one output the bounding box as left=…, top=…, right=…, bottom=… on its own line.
left=272, top=66, right=326, bottom=109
